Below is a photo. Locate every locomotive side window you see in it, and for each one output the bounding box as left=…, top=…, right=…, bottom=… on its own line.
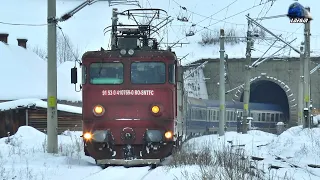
left=131, top=62, right=166, bottom=84
left=168, top=64, right=175, bottom=84
left=82, top=65, right=87, bottom=84
left=89, top=62, right=123, bottom=84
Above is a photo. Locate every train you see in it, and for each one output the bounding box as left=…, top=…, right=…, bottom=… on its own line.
left=68, top=8, right=287, bottom=169
left=185, top=97, right=286, bottom=135
left=70, top=8, right=184, bottom=169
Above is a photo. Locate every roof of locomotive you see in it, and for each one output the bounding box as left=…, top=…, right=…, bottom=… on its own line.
left=187, top=97, right=283, bottom=112
left=82, top=49, right=177, bottom=60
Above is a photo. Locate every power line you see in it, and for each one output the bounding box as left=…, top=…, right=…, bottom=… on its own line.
left=171, top=0, right=239, bottom=27
left=170, top=1, right=273, bottom=47
left=0, top=21, right=47, bottom=26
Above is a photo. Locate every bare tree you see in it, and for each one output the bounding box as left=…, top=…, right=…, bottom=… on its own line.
left=56, top=31, right=80, bottom=64
left=198, top=27, right=244, bottom=46
left=32, top=46, right=47, bottom=60
left=31, top=31, right=80, bottom=64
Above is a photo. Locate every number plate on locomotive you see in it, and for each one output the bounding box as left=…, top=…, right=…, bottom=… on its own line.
left=102, top=90, right=154, bottom=96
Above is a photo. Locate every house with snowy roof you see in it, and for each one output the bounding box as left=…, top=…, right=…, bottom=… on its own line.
left=0, top=33, right=83, bottom=137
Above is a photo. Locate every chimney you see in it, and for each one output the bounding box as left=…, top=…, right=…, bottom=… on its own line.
left=17, top=38, right=28, bottom=48
left=0, top=33, right=9, bottom=43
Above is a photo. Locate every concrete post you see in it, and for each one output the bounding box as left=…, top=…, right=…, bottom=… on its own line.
left=219, top=29, right=225, bottom=136
left=47, top=0, right=58, bottom=153
left=242, top=17, right=252, bottom=134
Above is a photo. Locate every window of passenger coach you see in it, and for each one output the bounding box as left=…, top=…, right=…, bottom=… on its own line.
left=89, top=62, right=124, bottom=84
left=168, top=64, right=175, bottom=84
left=131, top=62, right=165, bottom=84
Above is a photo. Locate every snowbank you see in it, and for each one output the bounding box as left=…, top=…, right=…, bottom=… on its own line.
left=181, top=128, right=320, bottom=180
left=268, top=126, right=320, bottom=165
left=0, top=126, right=100, bottom=180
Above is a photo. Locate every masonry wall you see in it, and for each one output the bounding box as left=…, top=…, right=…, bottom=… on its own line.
left=198, top=57, right=320, bottom=108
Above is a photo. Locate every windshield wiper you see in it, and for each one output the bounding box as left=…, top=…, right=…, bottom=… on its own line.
left=97, top=59, right=104, bottom=77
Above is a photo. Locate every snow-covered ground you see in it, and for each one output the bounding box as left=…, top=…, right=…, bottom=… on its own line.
left=2, top=125, right=320, bottom=180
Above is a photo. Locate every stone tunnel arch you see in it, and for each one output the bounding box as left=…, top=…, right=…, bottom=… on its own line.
left=232, top=74, right=297, bottom=126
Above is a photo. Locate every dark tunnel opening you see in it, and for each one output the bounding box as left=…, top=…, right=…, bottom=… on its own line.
left=240, top=80, right=290, bottom=121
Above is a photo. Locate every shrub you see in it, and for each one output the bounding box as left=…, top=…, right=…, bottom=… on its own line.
left=168, top=141, right=269, bottom=180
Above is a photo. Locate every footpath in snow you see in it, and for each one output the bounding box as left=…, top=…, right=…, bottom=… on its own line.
left=1, top=126, right=320, bottom=180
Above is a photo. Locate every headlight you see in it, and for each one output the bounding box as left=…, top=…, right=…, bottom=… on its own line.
left=93, top=105, right=105, bottom=116
left=151, top=105, right=160, bottom=114
left=83, top=132, right=92, bottom=140
left=164, top=131, right=173, bottom=139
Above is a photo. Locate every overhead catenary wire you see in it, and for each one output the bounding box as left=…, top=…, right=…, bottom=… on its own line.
left=171, top=0, right=241, bottom=32
left=0, top=21, right=47, bottom=26
left=172, top=0, right=239, bottom=26
left=169, top=1, right=274, bottom=48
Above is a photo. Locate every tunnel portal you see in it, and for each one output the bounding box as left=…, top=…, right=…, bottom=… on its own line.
left=239, top=80, right=290, bottom=121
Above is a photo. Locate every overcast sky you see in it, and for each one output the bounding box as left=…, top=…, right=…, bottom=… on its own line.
left=0, top=0, right=318, bottom=63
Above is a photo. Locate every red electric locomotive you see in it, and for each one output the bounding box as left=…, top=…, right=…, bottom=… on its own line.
left=70, top=8, right=185, bottom=168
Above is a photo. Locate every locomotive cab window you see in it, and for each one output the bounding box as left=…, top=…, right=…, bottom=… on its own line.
left=131, top=62, right=165, bottom=84
left=168, top=64, right=175, bottom=84
left=89, top=62, right=123, bottom=84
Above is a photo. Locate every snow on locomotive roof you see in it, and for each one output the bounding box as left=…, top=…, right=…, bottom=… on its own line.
left=0, top=42, right=81, bottom=102
left=0, top=98, right=81, bottom=114
left=187, top=97, right=283, bottom=112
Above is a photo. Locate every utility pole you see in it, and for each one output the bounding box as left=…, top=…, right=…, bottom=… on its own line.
left=298, top=42, right=304, bottom=126
left=110, top=8, right=118, bottom=49
left=303, top=7, right=311, bottom=128
left=219, top=29, right=225, bottom=136
left=242, top=15, right=252, bottom=134
left=47, top=0, right=58, bottom=153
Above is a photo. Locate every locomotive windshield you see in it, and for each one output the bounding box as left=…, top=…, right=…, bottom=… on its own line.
left=89, top=62, right=124, bottom=84
left=131, top=62, right=165, bottom=84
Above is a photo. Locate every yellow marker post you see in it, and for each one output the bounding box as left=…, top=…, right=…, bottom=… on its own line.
left=244, top=103, right=248, bottom=111
left=48, top=96, right=56, bottom=108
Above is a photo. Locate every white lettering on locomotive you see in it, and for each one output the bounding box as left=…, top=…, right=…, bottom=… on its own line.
left=102, top=90, right=154, bottom=96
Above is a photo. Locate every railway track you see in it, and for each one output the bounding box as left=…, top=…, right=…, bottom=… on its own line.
left=80, top=164, right=159, bottom=180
